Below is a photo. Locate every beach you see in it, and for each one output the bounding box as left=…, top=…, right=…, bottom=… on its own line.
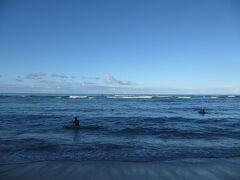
left=1, top=158, right=240, bottom=180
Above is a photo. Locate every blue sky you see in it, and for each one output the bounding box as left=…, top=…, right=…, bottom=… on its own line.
left=0, top=0, right=240, bottom=94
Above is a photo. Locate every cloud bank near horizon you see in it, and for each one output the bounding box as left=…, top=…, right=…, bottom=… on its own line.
left=0, top=72, right=240, bottom=94
left=17, top=72, right=134, bottom=87
left=0, top=82, right=240, bottom=94
left=0, top=72, right=137, bottom=93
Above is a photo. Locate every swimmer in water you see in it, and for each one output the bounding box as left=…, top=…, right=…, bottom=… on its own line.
left=198, top=109, right=206, bottom=114
left=73, top=116, right=80, bottom=126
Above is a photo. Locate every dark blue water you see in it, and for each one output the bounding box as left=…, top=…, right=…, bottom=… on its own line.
left=1, top=94, right=240, bottom=162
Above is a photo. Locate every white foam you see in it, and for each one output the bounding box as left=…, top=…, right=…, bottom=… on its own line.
left=228, top=96, right=235, bottom=98
left=210, top=96, right=218, bottom=99
left=69, top=96, right=87, bottom=99
left=177, top=96, right=191, bottom=99
left=107, top=96, right=152, bottom=99
left=88, top=97, right=95, bottom=99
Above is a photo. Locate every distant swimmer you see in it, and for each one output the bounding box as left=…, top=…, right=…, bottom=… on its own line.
left=73, top=117, right=80, bottom=126
left=198, top=109, right=206, bottom=114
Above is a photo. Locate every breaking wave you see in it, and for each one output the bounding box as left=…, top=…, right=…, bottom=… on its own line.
left=107, top=95, right=152, bottom=99
left=69, top=96, right=87, bottom=99
left=177, top=96, right=192, bottom=99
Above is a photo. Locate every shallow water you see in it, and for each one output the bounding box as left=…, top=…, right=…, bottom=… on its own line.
left=0, top=94, right=240, bottom=162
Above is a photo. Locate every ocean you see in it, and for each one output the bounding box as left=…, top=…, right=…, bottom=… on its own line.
left=1, top=94, right=240, bottom=162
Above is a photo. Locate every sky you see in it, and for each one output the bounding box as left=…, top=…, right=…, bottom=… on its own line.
left=0, top=0, right=240, bottom=94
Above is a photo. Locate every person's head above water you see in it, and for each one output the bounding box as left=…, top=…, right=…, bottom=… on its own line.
left=74, top=117, right=78, bottom=120
left=199, top=109, right=206, bottom=114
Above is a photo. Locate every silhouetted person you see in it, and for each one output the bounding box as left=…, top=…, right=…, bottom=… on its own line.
left=73, top=117, right=80, bottom=126
left=199, top=109, right=206, bottom=114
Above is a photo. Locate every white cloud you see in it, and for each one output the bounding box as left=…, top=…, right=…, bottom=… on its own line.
left=39, top=80, right=57, bottom=84
left=82, top=76, right=100, bottom=81
left=116, top=79, right=132, bottom=85
left=51, top=74, right=68, bottom=79
left=25, top=72, right=46, bottom=80
left=104, top=74, right=115, bottom=84
left=83, top=81, right=97, bottom=85
left=15, top=76, right=24, bottom=82
left=104, top=74, right=133, bottom=86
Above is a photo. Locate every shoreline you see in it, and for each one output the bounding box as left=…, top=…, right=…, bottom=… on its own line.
left=1, top=158, right=240, bottom=180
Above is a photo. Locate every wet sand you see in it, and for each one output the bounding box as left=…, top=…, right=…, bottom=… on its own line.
left=1, top=158, right=240, bottom=180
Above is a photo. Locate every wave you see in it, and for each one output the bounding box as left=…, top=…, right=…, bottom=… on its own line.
left=116, top=126, right=189, bottom=136
left=116, top=126, right=233, bottom=138
left=69, top=96, right=87, bottom=99
left=79, top=125, right=104, bottom=130
left=107, top=95, right=152, bottom=99
left=156, top=95, right=171, bottom=98
left=0, top=138, right=59, bottom=153
left=177, top=96, right=192, bottom=99
left=2, top=94, right=238, bottom=100
left=63, top=124, right=104, bottom=130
